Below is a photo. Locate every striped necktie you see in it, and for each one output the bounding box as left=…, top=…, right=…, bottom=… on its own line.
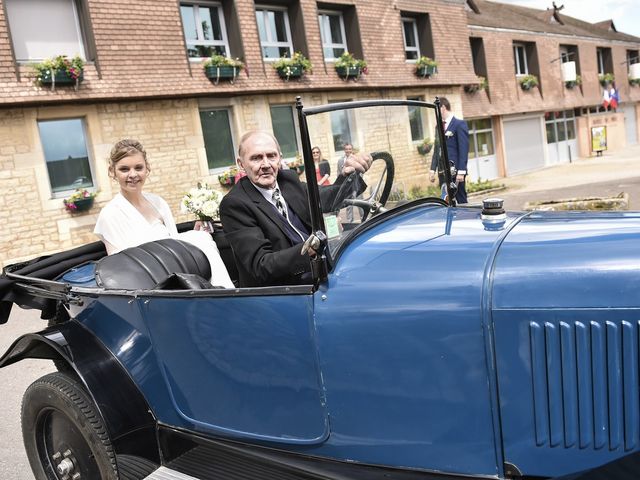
left=272, top=187, right=286, bottom=218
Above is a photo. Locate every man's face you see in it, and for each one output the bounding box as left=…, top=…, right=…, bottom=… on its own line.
left=237, top=133, right=281, bottom=189
left=344, top=144, right=353, bottom=156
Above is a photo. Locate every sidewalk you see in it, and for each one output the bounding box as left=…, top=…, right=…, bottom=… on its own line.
left=497, top=143, right=640, bottom=195
left=481, top=144, right=640, bottom=210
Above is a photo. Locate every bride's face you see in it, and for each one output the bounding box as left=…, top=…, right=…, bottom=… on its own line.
left=112, top=152, right=149, bottom=194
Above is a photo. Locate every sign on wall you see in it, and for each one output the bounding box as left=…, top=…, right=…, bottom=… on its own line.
left=591, top=126, right=607, bottom=156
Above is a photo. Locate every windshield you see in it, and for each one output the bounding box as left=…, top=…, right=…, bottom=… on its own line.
left=300, top=101, right=446, bottom=256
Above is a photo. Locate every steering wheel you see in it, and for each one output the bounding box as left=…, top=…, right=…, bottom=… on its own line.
left=330, top=151, right=395, bottom=222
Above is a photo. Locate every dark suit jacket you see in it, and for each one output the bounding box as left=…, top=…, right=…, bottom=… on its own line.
left=430, top=116, right=470, bottom=202
left=430, top=116, right=470, bottom=175
left=220, top=169, right=363, bottom=287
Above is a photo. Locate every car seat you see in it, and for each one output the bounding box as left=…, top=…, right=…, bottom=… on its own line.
left=95, top=239, right=212, bottom=290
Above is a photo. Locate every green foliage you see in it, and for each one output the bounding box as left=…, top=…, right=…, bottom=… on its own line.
left=203, top=55, right=244, bottom=69
left=629, top=77, right=640, bottom=87
left=599, top=72, right=615, bottom=86
left=565, top=74, right=582, bottom=89
left=519, top=74, right=539, bottom=89
left=272, top=52, right=312, bottom=74
left=334, top=52, right=367, bottom=70
left=407, top=184, right=441, bottom=200
left=416, top=56, right=438, bottom=68
left=466, top=178, right=504, bottom=194
left=32, top=55, right=84, bottom=84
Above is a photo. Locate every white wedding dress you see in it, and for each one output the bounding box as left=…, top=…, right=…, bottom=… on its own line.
left=94, top=193, right=234, bottom=288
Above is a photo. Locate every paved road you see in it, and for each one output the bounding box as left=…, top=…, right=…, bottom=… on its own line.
left=0, top=307, right=54, bottom=479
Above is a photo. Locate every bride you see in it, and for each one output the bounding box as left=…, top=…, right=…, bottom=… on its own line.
left=94, top=139, right=234, bottom=288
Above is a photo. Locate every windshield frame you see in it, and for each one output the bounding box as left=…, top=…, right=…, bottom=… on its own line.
left=295, top=97, right=453, bottom=282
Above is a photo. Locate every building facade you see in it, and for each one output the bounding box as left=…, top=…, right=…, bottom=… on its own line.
left=0, top=0, right=638, bottom=267
left=463, top=0, right=640, bottom=179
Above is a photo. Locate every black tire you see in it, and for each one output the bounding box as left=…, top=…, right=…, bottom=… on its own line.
left=21, top=372, right=118, bottom=480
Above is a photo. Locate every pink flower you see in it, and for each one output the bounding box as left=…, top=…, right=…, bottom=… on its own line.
left=362, top=66, right=368, bottom=75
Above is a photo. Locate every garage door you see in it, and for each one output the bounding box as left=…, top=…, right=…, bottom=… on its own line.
left=503, top=116, right=546, bottom=175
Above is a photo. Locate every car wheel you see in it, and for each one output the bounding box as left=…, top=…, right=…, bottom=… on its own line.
left=21, top=372, right=118, bottom=480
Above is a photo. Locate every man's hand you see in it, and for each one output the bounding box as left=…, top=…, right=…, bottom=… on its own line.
left=341, top=152, right=372, bottom=175
left=456, top=173, right=466, bottom=184
left=429, top=170, right=436, bottom=183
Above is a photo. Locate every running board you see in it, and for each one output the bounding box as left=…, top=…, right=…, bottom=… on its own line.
left=144, top=467, right=200, bottom=479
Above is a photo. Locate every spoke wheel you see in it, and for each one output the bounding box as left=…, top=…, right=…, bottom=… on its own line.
left=22, top=372, right=118, bottom=480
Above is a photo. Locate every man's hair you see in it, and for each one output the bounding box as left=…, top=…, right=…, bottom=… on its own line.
left=343, top=142, right=353, bottom=149
left=439, top=97, right=451, bottom=111
left=237, top=130, right=282, bottom=158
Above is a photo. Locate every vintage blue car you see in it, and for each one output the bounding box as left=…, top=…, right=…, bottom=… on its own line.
left=1, top=99, right=639, bottom=480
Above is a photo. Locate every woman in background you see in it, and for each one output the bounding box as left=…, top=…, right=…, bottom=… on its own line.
left=312, top=146, right=331, bottom=186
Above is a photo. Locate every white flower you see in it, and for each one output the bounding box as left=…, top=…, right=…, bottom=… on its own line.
left=181, top=183, right=222, bottom=221
left=445, top=131, right=454, bottom=138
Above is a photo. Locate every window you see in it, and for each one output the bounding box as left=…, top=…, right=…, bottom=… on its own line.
left=270, top=105, right=298, bottom=159
left=402, top=18, right=420, bottom=60
left=180, top=2, right=230, bottom=59
left=400, top=12, right=434, bottom=62
left=544, top=110, right=576, bottom=144
left=407, top=96, right=424, bottom=142
left=627, top=49, right=639, bottom=73
left=255, top=6, right=293, bottom=60
left=469, top=37, right=487, bottom=77
left=318, top=10, right=347, bottom=61
left=330, top=107, right=354, bottom=152
left=596, top=48, right=605, bottom=74
left=38, top=118, right=94, bottom=195
left=200, top=109, right=235, bottom=170
left=5, top=0, right=87, bottom=61
left=513, top=43, right=528, bottom=75
left=468, top=118, right=494, bottom=158
left=596, top=47, right=612, bottom=75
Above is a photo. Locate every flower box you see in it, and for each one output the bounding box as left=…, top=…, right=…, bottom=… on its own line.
left=205, top=66, right=241, bottom=83
left=417, top=143, right=433, bottom=156
left=63, top=188, right=97, bottom=212
left=464, top=84, right=480, bottom=94
left=277, top=64, right=304, bottom=80
left=289, top=164, right=305, bottom=175
left=518, top=74, right=539, bottom=91
left=599, top=73, right=614, bottom=87
left=218, top=175, right=236, bottom=187
left=39, top=69, right=84, bottom=86
left=72, top=197, right=94, bottom=212
left=336, top=66, right=361, bottom=80
left=416, top=65, right=437, bottom=78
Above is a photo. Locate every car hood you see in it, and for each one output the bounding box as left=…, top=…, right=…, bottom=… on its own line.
left=333, top=205, right=640, bottom=310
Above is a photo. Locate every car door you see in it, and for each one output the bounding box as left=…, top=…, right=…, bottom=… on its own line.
left=140, top=289, right=328, bottom=444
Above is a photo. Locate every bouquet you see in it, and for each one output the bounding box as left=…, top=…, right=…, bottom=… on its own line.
left=180, top=183, right=223, bottom=232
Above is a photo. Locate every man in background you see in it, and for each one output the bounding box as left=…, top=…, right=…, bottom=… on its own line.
left=429, top=97, right=470, bottom=204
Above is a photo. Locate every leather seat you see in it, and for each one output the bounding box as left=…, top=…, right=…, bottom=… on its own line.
left=95, top=239, right=212, bottom=290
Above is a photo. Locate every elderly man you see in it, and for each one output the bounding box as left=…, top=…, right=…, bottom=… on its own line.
left=220, top=131, right=371, bottom=287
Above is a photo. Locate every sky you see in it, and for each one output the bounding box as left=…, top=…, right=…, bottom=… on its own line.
left=496, top=0, right=640, bottom=38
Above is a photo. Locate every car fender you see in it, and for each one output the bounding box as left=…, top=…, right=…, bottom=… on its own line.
left=0, top=319, right=160, bottom=464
